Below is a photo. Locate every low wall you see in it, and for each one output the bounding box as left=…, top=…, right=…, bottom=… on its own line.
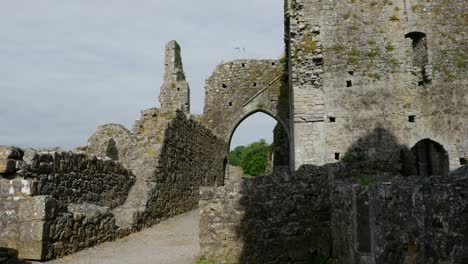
left=19, top=151, right=134, bottom=208
left=199, top=165, right=332, bottom=263
left=0, top=149, right=135, bottom=260
left=200, top=164, right=468, bottom=264
left=1, top=109, right=229, bottom=261
left=332, top=172, right=468, bottom=264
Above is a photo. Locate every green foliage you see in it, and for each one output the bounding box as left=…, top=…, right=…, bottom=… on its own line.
left=228, top=146, right=245, bottom=167
left=456, top=57, right=467, bottom=68
left=385, top=43, right=395, bottom=52
left=229, top=140, right=271, bottom=177
left=358, top=174, right=376, bottom=186
left=343, top=11, right=352, bottom=20
left=241, top=140, right=271, bottom=177
left=349, top=24, right=359, bottom=31
left=365, top=49, right=380, bottom=58
left=301, top=33, right=318, bottom=54
left=389, top=15, right=400, bottom=21
left=342, top=151, right=368, bottom=163
left=348, top=48, right=360, bottom=57
left=195, top=257, right=215, bottom=264
left=331, top=44, right=345, bottom=52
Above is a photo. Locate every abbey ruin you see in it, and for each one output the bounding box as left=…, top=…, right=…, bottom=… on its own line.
left=1, top=0, right=467, bottom=263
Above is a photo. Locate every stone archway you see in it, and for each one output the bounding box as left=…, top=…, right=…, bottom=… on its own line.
left=411, top=138, right=449, bottom=176
left=202, top=59, right=289, bottom=143
left=201, top=59, right=291, bottom=174
left=225, top=109, right=290, bottom=179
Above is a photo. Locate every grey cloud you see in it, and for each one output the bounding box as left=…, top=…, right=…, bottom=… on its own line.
left=0, top=0, right=284, bottom=149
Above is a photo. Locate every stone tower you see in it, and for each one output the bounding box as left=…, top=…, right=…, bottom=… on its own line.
left=159, top=40, right=190, bottom=114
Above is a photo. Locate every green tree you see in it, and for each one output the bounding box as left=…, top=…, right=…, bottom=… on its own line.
left=240, top=139, right=271, bottom=176
left=228, top=146, right=245, bottom=166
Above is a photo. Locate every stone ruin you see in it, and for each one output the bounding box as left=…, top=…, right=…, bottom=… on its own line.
left=1, top=0, right=467, bottom=263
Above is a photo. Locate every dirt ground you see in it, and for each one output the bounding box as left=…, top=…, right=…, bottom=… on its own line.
left=33, top=210, right=200, bottom=264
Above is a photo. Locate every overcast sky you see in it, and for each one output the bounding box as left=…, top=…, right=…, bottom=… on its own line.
left=0, top=0, right=284, bottom=150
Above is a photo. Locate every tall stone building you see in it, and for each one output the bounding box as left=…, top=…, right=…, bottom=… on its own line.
left=159, top=40, right=190, bottom=114
left=285, top=0, right=467, bottom=171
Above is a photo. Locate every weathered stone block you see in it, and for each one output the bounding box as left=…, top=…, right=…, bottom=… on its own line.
left=16, top=240, right=44, bottom=260
left=19, top=221, right=46, bottom=242
left=18, top=196, right=56, bottom=221
left=0, top=159, right=16, bottom=174
left=0, top=146, right=23, bottom=160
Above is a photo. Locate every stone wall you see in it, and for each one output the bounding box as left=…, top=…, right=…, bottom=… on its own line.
left=18, top=151, right=135, bottom=209
left=0, top=149, right=135, bottom=260
left=286, top=0, right=468, bottom=170
left=331, top=168, right=468, bottom=264
left=145, top=110, right=227, bottom=220
left=202, top=59, right=289, bottom=143
left=199, top=165, right=332, bottom=263
left=200, top=162, right=468, bottom=264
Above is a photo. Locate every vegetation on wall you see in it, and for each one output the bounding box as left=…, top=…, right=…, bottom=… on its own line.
left=229, top=140, right=272, bottom=177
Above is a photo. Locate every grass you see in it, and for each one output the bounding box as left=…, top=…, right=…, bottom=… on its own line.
left=195, top=257, right=215, bottom=264
left=301, top=33, right=318, bottom=54
left=365, top=49, right=380, bottom=58
left=385, top=43, right=395, bottom=52
left=348, top=48, right=360, bottom=57
left=331, top=44, right=345, bottom=52
left=456, top=57, right=467, bottom=68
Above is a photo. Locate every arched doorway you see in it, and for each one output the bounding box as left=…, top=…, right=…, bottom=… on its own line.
left=225, top=110, right=290, bottom=180
left=411, top=139, right=449, bottom=176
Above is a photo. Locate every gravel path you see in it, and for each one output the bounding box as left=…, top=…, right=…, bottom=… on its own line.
left=36, top=210, right=199, bottom=264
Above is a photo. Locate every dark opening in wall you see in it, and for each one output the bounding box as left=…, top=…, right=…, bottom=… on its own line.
left=405, top=31, right=430, bottom=86
left=408, top=115, right=416, bottom=123
left=313, top=57, right=324, bottom=65
left=348, top=71, right=354, bottom=76
left=271, top=62, right=276, bottom=66
left=177, top=87, right=180, bottom=91
left=461, top=158, right=467, bottom=166
left=356, top=191, right=371, bottom=253
left=228, top=102, right=233, bottom=106
left=241, top=63, right=246, bottom=68
left=411, top=139, right=449, bottom=176
left=253, top=82, right=257, bottom=87
left=329, top=117, right=336, bottom=122
left=346, top=80, right=352, bottom=87
left=335, top=153, right=340, bottom=160
left=222, top=84, right=227, bottom=88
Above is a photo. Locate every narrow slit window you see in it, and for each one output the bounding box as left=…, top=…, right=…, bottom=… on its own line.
left=253, top=82, right=257, bottom=87
left=228, top=102, right=233, bottom=106
left=241, top=63, right=246, bottom=68
left=405, top=32, right=430, bottom=86
left=347, top=80, right=352, bottom=87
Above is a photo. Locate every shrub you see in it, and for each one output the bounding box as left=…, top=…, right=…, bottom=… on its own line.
left=195, top=257, right=215, bottom=264
left=240, top=140, right=271, bottom=176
